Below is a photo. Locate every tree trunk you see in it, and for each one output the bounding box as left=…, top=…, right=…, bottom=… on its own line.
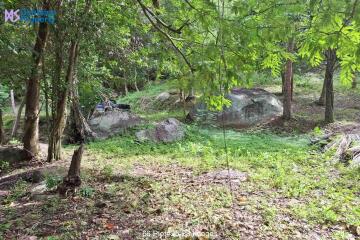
left=291, top=73, right=294, bottom=100
left=352, top=73, right=357, bottom=89
left=42, top=55, right=50, bottom=131
left=58, top=144, right=84, bottom=196
left=23, top=0, right=50, bottom=158
left=10, top=90, right=16, bottom=115
left=324, top=49, right=337, bottom=124
left=11, top=98, right=25, bottom=138
left=66, top=96, right=96, bottom=144
left=0, top=109, right=5, bottom=145
left=318, top=79, right=326, bottom=106
left=283, top=39, right=294, bottom=120
left=47, top=41, right=78, bottom=162
left=134, top=68, right=139, bottom=91
left=124, top=82, right=129, bottom=95
left=281, top=71, right=285, bottom=95
left=65, top=44, right=96, bottom=144
left=134, top=81, right=139, bottom=92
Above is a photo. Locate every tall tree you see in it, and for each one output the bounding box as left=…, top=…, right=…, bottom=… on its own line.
left=300, top=0, right=360, bottom=123
left=324, top=49, right=337, bottom=123
left=23, top=0, right=50, bottom=158
left=0, top=84, right=9, bottom=145
left=48, top=40, right=78, bottom=162
left=283, top=39, right=295, bottom=120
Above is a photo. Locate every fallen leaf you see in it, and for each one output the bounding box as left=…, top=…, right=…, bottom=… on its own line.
left=105, top=222, right=115, bottom=230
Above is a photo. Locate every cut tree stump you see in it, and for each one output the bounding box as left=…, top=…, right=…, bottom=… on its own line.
left=58, top=144, right=84, bottom=196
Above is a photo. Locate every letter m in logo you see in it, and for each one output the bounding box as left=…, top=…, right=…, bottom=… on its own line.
left=4, top=9, right=20, bottom=23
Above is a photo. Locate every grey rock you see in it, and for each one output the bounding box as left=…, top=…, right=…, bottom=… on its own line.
left=136, top=118, right=184, bottom=143
left=22, top=170, right=45, bottom=183
left=0, top=146, right=28, bottom=163
left=189, top=88, right=283, bottom=128
left=89, top=110, right=143, bottom=139
left=351, top=154, right=360, bottom=167
left=31, top=181, right=47, bottom=195
left=154, top=118, right=185, bottom=142
left=155, top=92, right=171, bottom=102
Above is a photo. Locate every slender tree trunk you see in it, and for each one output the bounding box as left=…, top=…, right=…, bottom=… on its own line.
left=281, top=71, right=285, bottom=95
left=23, top=0, right=50, bottom=158
left=134, top=68, right=139, bottom=91
left=66, top=44, right=96, bottom=144
left=42, top=55, right=50, bottom=131
left=124, top=82, right=129, bottom=95
left=187, top=88, right=195, bottom=99
left=48, top=41, right=78, bottom=162
left=11, top=98, right=25, bottom=138
left=318, top=79, right=326, bottom=106
left=352, top=73, right=357, bottom=89
left=291, top=73, right=294, bottom=100
left=283, top=39, right=294, bottom=120
left=324, top=49, right=337, bottom=124
left=0, top=109, right=5, bottom=145
left=10, top=90, right=16, bottom=115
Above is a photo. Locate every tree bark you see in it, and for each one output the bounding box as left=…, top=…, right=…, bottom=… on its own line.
left=291, top=73, right=294, bottom=100
left=47, top=41, right=78, bottom=162
left=10, top=90, right=16, bottom=115
left=134, top=68, right=139, bottom=91
left=281, top=71, right=285, bottom=95
left=0, top=109, right=5, bottom=145
left=324, top=49, right=337, bottom=124
left=318, top=79, right=326, bottom=106
left=23, top=0, right=50, bottom=159
left=66, top=45, right=96, bottom=144
left=42, top=55, right=50, bottom=131
left=283, top=39, right=294, bottom=120
left=11, top=98, right=25, bottom=138
left=58, top=144, right=84, bottom=196
left=124, top=82, right=129, bottom=95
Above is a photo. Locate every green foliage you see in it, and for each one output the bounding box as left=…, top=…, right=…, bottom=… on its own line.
left=299, top=0, right=360, bottom=85
left=101, top=165, right=114, bottom=180
left=0, top=161, right=10, bottom=172
left=4, top=180, right=29, bottom=204
left=79, top=186, right=94, bottom=198
left=45, top=175, right=62, bottom=190
left=0, top=84, right=9, bottom=107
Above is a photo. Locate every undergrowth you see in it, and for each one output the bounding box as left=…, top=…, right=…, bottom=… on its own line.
left=86, top=125, right=360, bottom=227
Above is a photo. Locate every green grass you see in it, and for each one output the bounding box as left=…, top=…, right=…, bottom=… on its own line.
left=85, top=124, right=360, bottom=228
left=118, top=82, right=174, bottom=110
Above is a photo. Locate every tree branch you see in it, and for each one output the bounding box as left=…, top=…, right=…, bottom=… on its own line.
left=140, top=1, right=190, bottom=34
left=136, top=0, right=194, bottom=72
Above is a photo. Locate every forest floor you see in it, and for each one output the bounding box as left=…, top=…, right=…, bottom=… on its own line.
left=0, top=73, right=359, bottom=240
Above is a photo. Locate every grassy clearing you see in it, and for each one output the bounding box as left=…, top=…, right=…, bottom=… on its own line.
left=86, top=125, right=360, bottom=229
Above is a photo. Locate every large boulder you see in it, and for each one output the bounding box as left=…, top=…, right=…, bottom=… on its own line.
left=189, top=88, right=283, bottom=128
left=136, top=118, right=185, bottom=143
left=153, top=91, right=181, bottom=109
left=89, top=110, right=143, bottom=139
left=0, top=146, right=28, bottom=164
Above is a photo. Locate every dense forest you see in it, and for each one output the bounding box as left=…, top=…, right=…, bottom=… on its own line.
left=0, top=0, right=359, bottom=239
